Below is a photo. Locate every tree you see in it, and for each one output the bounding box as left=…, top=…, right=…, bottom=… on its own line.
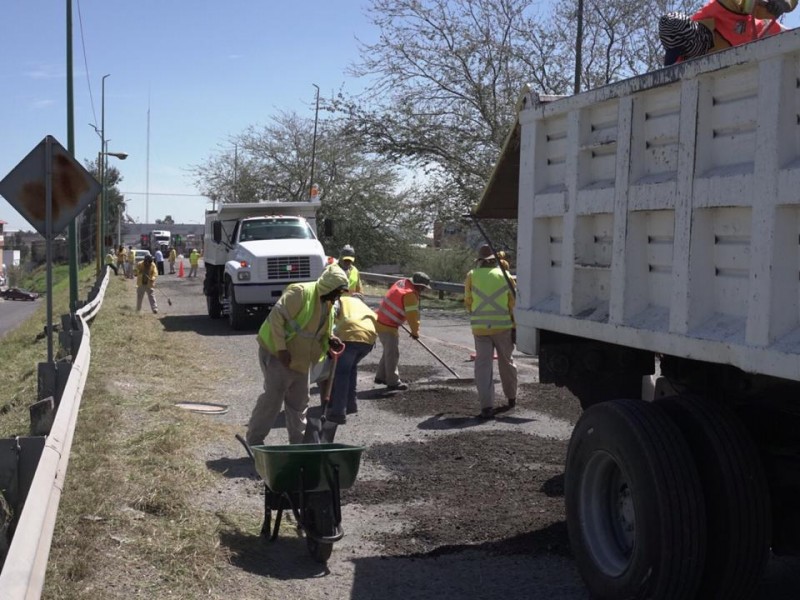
left=156, top=215, right=175, bottom=225
left=341, top=0, right=698, bottom=222
left=190, top=111, right=428, bottom=267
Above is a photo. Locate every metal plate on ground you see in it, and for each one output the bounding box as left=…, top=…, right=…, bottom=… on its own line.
left=174, top=402, right=229, bottom=414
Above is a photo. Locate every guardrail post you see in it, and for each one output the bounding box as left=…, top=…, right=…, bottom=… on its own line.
left=36, top=360, right=72, bottom=406
left=29, top=398, right=56, bottom=437
left=0, top=437, right=45, bottom=567
left=59, top=313, right=81, bottom=358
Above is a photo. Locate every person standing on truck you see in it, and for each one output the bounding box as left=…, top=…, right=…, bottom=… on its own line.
left=324, top=293, right=378, bottom=424
left=374, top=272, right=431, bottom=391
left=135, top=255, right=159, bottom=314
left=188, top=248, right=199, bottom=278
left=659, top=0, right=796, bottom=66
left=245, top=264, right=349, bottom=446
left=168, top=247, right=177, bottom=274
left=465, top=245, right=517, bottom=419
left=338, top=244, right=363, bottom=294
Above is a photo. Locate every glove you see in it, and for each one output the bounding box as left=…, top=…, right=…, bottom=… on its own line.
left=765, top=0, right=790, bottom=16
left=329, top=336, right=344, bottom=352
left=277, top=350, right=292, bottom=368
left=410, top=332, right=419, bottom=340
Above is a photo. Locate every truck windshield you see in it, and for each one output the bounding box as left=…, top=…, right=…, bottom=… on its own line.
left=239, top=219, right=315, bottom=242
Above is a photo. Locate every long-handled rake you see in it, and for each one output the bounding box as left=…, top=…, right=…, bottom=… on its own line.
left=155, top=287, right=173, bottom=306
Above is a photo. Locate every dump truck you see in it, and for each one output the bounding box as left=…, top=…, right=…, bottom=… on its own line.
left=203, top=201, right=328, bottom=330
left=476, top=31, right=800, bottom=600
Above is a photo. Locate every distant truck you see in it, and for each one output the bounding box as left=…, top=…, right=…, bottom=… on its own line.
left=477, top=33, right=800, bottom=600
left=203, top=201, right=329, bottom=330
left=149, top=230, right=171, bottom=255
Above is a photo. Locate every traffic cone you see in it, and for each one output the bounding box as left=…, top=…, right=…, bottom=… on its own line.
left=178, top=260, right=185, bottom=278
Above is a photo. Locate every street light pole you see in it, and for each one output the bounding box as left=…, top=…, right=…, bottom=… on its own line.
left=309, top=83, right=320, bottom=202
left=100, top=74, right=110, bottom=259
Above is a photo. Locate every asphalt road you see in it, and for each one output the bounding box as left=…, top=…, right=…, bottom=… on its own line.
left=0, top=295, right=40, bottom=339
left=153, top=274, right=800, bottom=600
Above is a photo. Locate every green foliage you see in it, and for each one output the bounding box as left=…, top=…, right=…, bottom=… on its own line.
left=401, top=246, right=475, bottom=284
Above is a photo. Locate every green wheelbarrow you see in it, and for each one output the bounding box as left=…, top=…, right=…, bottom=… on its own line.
left=250, top=443, right=365, bottom=563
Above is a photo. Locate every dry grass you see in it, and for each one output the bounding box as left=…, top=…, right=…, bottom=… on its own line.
left=20, top=276, right=237, bottom=599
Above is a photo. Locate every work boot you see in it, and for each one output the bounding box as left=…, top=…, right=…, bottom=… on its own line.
left=374, top=377, right=386, bottom=385
left=507, top=398, right=516, bottom=409
left=477, top=407, right=495, bottom=420
left=387, top=381, right=409, bottom=391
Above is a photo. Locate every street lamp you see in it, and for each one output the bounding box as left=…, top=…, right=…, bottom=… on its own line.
left=95, top=147, right=128, bottom=273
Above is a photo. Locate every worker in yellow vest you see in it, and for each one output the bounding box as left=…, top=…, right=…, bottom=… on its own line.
left=245, top=265, right=350, bottom=445
left=464, top=245, right=517, bottom=419
left=338, top=244, right=363, bottom=294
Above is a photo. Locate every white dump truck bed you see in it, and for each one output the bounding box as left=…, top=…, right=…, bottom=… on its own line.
left=478, top=29, right=800, bottom=382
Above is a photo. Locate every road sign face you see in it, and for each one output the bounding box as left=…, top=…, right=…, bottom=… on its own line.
left=0, top=136, right=101, bottom=236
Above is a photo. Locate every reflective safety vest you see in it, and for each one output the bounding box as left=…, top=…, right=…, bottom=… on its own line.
left=258, top=282, right=333, bottom=359
left=376, top=279, right=417, bottom=328
left=692, top=0, right=781, bottom=48
left=346, top=265, right=361, bottom=292
left=469, top=267, right=513, bottom=332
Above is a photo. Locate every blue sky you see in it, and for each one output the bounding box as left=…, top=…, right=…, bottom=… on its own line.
left=0, top=1, right=377, bottom=231
left=3, top=2, right=800, bottom=233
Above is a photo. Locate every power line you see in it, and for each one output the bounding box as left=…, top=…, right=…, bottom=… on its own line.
left=75, top=0, right=99, bottom=129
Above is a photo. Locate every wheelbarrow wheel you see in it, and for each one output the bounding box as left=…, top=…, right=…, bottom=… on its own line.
left=307, top=537, right=333, bottom=563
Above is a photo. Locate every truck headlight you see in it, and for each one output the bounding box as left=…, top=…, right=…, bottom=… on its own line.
left=237, top=271, right=251, bottom=281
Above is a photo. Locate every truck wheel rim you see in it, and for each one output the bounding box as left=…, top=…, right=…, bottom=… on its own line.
left=580, top=450, right=635, bottom=577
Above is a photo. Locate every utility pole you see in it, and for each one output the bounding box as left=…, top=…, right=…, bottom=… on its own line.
left=309, top=84, right=320, bottom=202
left=574, top=0, right=584, bottom=94
left=66, top=0, right=78, bottom=310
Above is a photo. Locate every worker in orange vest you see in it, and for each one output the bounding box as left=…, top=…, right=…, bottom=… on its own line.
left=374, top=272, right=431, bottom=391
left=659, top=0, right=795, bottom=66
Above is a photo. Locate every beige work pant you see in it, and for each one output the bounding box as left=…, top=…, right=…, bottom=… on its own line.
left=376, top=329, right=401, bottom=385
left=474, top=329, right=517, bottom=409
left=246, top=346, right=310, bottom=445
left=136, top=286, right=158, bottom=313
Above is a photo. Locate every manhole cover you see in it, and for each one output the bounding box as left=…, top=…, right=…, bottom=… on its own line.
left=175, top=402, right=229, bottom=414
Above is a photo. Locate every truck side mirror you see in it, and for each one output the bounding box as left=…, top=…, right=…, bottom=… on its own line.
left=212, top=221, right=222, bottom=243
left=323, top=219, right=334, bottom=238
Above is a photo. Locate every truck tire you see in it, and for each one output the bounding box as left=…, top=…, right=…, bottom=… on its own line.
left=657, top=395, right=770, bottom=600
left=207, top=293, right=222, bottom=319
left=227, top=281, right=247, bottom=330
left=565, top=398, right=705, bottom=600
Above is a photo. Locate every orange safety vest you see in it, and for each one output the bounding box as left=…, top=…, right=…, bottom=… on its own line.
left=376, top=279, right=416, bottom=328
left=692, top=0, right=780, bottom=48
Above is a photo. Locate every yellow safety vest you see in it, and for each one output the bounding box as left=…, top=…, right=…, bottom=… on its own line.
left=469, top=267, right=513, bottom=332
left=258, top=282, right=333, bottom=359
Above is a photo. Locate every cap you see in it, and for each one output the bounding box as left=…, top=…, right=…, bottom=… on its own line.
left=340, top=256, right=355, bottom=262
left=340, top=244, right=355, bottom=256
left=317, top=264, right=350, bottom=295
left=411, top=272, right=432, bottom=289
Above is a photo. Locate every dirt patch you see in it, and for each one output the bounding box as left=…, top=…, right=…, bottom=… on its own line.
left=344, top=429, right=570, bottom=558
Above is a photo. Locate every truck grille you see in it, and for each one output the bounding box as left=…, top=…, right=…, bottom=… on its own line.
left=264, top=256, right=312, bottom=280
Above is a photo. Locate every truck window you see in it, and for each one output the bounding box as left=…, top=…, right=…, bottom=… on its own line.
left=240, top=220, right=315, bottom=241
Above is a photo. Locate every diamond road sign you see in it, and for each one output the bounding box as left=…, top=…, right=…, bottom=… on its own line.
left=0, top=135, right=101, bottom=237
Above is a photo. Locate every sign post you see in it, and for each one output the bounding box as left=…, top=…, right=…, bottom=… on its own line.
left=0, top=135, right=101, bottom=362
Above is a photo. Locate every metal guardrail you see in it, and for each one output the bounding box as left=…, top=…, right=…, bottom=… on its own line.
left=0, top=268, right=111, bottom=599
left=361, top=272, right=465, bottom=295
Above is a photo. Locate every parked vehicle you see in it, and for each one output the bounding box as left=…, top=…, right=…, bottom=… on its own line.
left=476, top=32, right=800, bottom=600
left=132, top=249, right=151, bottom=264
left=0, top=288, right=38, bottom=301
left=149, top=230, right=171, bottom=255
left=203, top=202, right=329, bottom=330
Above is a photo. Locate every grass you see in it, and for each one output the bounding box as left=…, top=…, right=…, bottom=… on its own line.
left=1, top=273, right=248, bottom=598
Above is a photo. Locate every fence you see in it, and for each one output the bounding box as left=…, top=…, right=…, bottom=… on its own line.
left=0, top=268, right=111, bottom=599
